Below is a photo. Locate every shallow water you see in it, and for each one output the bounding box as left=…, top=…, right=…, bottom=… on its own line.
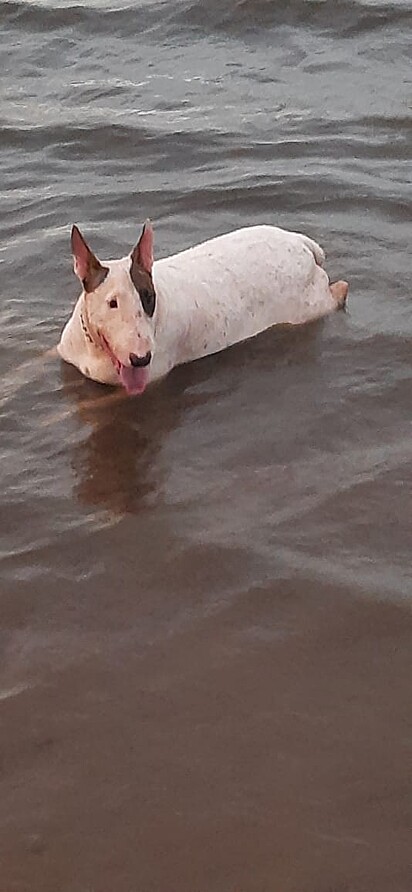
left=1, top=1, right=411, bottom=889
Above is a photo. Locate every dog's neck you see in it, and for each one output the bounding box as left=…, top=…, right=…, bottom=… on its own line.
left=79, top=293, right=101, bottom=351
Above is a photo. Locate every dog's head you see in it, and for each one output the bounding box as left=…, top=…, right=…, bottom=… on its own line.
left=71, top=221, right=156, bottom=395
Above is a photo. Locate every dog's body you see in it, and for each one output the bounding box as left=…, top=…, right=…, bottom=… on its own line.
left=58, top=223, right=348, bottom=395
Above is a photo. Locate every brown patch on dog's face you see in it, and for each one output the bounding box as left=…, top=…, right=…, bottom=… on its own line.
left=129, top=220, right=156, bottom=317
left=83, top=257, right=109, bottom=294
left=130, top=262, right=156, bottom=318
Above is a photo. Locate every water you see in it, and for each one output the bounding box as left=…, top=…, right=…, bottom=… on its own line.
left=1, top=1, right=411, bottom=889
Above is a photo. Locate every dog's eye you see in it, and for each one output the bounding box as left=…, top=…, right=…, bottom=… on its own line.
left=140, top=288, right=156, bottom=318
left=109, top=298, right=118, bottom=309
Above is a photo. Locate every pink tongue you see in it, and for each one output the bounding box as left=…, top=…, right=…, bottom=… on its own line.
left=119, top=364, right=150, bottom=396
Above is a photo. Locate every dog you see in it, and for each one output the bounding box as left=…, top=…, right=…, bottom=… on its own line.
left=57, top=221, right=348, bottom=395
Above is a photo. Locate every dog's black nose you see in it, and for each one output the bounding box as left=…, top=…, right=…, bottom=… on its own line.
left=129, top=351, right=151, bottom=368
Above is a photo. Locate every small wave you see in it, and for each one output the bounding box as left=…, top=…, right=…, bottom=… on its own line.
left=0, top=109, right=409, bottom=157
left=0, top=121, right=234, bottom=174
left=0, top=681, right=32, bottom=701
left=1, top=0, right=171, bottom=37
left=169, top=0, right=412, bottom=39
left=3, top=0, right=412, bottom=40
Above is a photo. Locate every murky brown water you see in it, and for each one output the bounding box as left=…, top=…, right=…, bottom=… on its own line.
left=1, top=1, right=411, bottom=889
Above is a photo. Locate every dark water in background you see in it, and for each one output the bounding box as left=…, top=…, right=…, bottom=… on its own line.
left=0, top=0, right=411, bottom=889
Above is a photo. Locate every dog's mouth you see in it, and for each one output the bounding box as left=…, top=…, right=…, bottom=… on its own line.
left=100, top=334, right=150, bottom=396
left=118, top=363, right=149, bottom=396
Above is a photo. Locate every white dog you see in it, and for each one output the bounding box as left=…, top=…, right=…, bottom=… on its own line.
left=58, top=222, right=348, bottom=395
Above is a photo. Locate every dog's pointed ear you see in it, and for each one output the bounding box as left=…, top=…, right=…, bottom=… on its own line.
left=71, top=225, right=108, bottom=293
left=131, top=220, right=154, bottom=275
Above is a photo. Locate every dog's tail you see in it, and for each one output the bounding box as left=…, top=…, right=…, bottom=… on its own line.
left=329, top=280, right=349, bottom=309
left=299, top=233, right=348, bottom=309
